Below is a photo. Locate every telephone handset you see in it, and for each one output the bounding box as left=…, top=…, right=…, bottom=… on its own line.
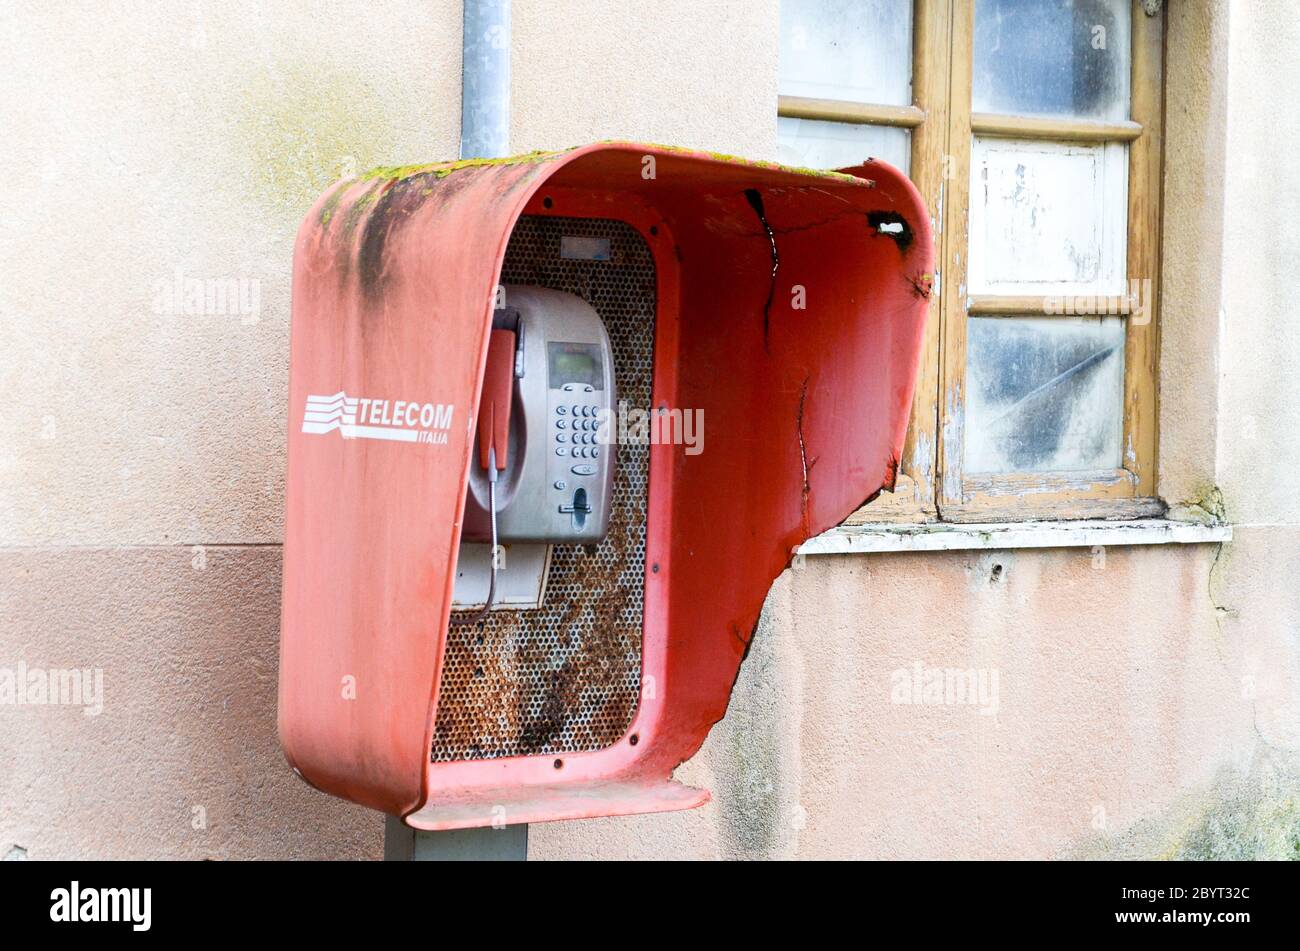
left=463, top=285, right=617, bottom=556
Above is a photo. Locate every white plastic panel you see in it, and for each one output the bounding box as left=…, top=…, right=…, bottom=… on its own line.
left=779, top=0, right=913, bottom=105
left=451, top=543, right=550, bottom=610
left=965, top=315, right=1125, bottom=474
left=968, top=136, right=1127, bottom=297
left=973, top=0, right=1131, bottom=121
left=777, top=116, right=910, bottom=172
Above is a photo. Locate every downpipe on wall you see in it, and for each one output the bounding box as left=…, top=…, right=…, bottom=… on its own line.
left=383, top=0, right=525, bottom=862
left=460, top=0, right=511, bottom=161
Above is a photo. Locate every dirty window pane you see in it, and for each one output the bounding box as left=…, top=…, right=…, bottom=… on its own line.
left=779, top=0, right=912, bottom=105
left=965, top=316, right=1125, bottom=474
left=777, top=117, right=910, bottom=172
left=968, top=136, right=1127, bottom=297
left=973, top=0, right=1130, bottom=121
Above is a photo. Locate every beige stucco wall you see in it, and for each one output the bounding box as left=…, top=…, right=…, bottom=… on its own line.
left=2, top=0, right=1297, bottom=860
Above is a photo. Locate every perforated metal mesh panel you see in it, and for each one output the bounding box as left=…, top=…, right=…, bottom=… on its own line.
left=432, top=215, right=654, bottom=762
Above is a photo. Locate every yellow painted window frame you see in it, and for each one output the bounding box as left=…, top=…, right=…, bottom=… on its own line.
left=777, top=0, right=1165, bottom=524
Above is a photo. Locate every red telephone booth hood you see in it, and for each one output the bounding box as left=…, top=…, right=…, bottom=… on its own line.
left=279, top=142, right=934, bottom=829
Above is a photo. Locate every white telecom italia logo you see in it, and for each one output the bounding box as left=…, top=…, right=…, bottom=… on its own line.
left=302, top=391, right=454, bottom=445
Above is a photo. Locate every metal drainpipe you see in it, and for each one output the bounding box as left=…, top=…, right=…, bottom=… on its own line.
left=383, top=0, right=526, bottom=862
left=460, top=0, right=511, bottom=160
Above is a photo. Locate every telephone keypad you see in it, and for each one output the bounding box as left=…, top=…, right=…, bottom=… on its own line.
left=553, top=398, right=606, bottom=490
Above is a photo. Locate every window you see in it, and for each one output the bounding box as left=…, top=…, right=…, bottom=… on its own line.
left=778, top=0, right=1164, bottom=523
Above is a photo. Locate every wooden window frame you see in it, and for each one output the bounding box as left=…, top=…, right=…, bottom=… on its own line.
left=778, top=0, right=1165, bottom=525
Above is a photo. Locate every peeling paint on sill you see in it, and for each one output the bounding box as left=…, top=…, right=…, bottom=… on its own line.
left=797, top=519, right=1232, bottom=556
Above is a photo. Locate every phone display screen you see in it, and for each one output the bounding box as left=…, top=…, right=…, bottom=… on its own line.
left=547, top=342, right=605, bottom=389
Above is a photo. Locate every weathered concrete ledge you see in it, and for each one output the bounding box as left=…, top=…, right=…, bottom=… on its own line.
left=799, top=519, right=1233, bottom=555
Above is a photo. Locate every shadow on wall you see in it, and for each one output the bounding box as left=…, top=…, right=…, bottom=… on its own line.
left=713, top=586, right=805, bottom=858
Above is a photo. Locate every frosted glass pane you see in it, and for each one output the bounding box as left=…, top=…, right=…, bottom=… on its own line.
left=968, top=136, right=1127, bottom=297
left=779, top=0, right=912, bottom=105
left=777, top=117, right=910, bottom=172
left=973, top=0, right=1130, bottom=121
left=965, top=316, right=1125, bottom=474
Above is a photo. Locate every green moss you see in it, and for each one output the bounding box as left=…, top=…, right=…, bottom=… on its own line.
left=339, top=180, right=381, bottom=234
left=1179, top=483, right=1228, bottom=524
left=1176, top=787, right=1300, bottom=860
left=351, top=142, right=870, bottom=189
left=596, top=139, right=870, bottom=183
left=356, top=150, right=564, bottom=183
left=1068, top=758, right=1300, bottom=860
left=315, top=140, right=884, bottom=246
left=317, top=183, right=348, bottom=226
left=235, top=63, right=413, bottom=217
left=237, top=81, right=880, bottom=221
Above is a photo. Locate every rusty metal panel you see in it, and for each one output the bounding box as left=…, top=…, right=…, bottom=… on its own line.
left=434, top=215, right=652, bottom=762
left=279, top=143, right=935, bottom=827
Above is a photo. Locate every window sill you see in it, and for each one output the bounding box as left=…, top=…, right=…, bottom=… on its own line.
left=797, top=518, right=1232, bottom=556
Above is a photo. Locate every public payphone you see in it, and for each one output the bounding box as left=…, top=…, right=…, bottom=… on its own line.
left=279, top=141, right=934, bottom=829
left=461, top=285, right=617, bottom=547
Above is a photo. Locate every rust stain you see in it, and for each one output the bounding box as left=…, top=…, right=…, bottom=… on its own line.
left=431, top=215, right=651, bottom=763
left=907, top=271, right=934, bottom=300
left=432, top=610, right=526, bottom=760
left=883, top=451, right=900, bottom=492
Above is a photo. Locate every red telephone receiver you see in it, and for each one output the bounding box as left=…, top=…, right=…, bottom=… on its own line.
left=468, top=328, right=516, bottom=622
left=477, top=329, right=516, bottom=472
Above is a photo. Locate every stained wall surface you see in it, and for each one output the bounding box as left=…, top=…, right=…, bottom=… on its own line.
left=3, top=1, right=1296, bottom=860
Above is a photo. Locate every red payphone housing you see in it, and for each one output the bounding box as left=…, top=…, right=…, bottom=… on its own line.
left=279, top=142, right=934, bottom=829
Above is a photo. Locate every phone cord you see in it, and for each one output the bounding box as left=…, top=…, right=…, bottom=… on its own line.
left=467, top=449, right=499, bottom=626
